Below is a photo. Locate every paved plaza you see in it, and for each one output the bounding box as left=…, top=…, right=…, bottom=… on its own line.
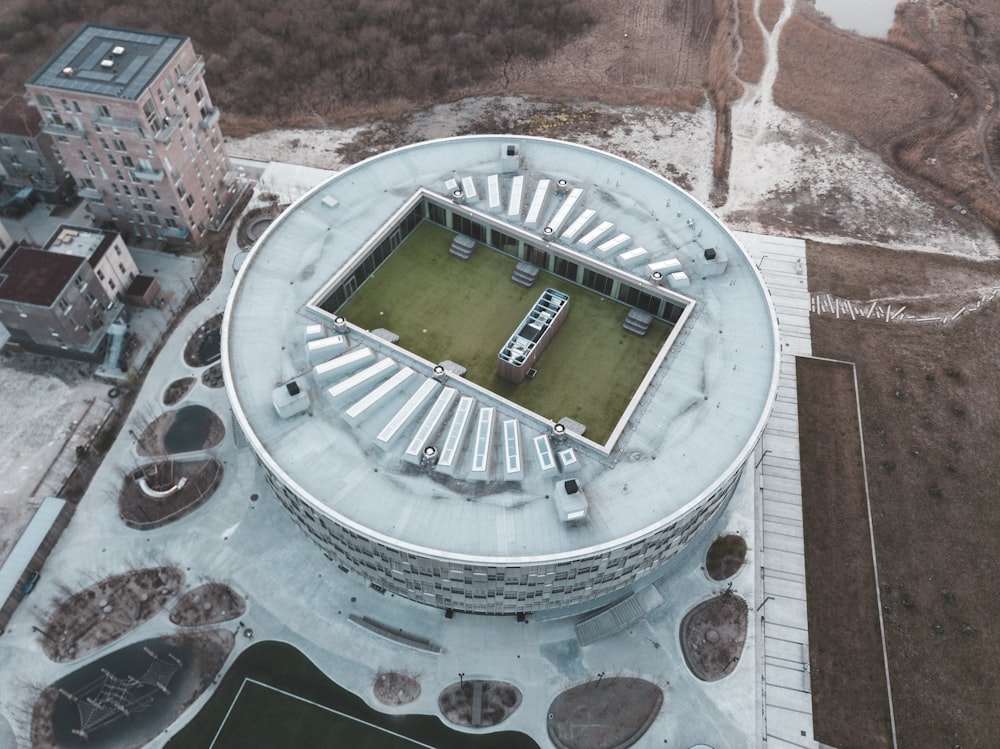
left=0, top=163, right=817, bottom=748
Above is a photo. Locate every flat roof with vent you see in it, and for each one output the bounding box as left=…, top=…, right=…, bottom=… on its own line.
left=27, top=24, right=186, bottom=100
left=223, top=135, right=779, bottom=561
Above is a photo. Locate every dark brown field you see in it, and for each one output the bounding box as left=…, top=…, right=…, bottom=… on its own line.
left=808, top=241, right=1000, bottom=749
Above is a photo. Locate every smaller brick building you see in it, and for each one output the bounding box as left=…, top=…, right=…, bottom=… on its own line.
left=25, top=25, right=237, bottom=247
left=0, top=95, right=74, bottom=203
left=0, top=225, right=135, bottom=357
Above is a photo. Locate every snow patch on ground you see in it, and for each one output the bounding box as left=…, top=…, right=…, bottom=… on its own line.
left=228, top=91, right=998, bottom=258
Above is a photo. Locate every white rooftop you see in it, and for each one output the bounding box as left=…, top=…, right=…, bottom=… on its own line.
left=223, top=136, right=779, bottom=563
left=43, top=226, right=104, bottom=258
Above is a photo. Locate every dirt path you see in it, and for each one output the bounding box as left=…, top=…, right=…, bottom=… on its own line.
left=728, top=0, right=793, bottom=180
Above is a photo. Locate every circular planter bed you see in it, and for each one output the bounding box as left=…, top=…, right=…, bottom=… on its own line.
left=374, top=671, right=421, bottom=706
left=183, top=314, right=223, bottom=367
left=163, top=377, right=196, bottom=406
left=119, top=459, right=224, bottom=529
left=40, top=567, right=184, bottom=662
left=170, top=583, right=246, bottom=627
left=680, top=593, right=748, bottom=681
left=438, top=679, right=521, bottom=728
left=137, top=406, right=225, bottom=456
left=201, top=363, right=224, bottom=388
left=705, top=533, right=747, bottom=580
left=547, top=677, right=662, bottom=749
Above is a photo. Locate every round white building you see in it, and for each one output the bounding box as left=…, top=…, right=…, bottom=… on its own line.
left=223, top=136, right=779, bottom=615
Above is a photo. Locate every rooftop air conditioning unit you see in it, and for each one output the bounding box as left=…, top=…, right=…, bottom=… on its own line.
left=100, top=59, right=114, bottom=69
left=112, top=46, right=125, bottom=56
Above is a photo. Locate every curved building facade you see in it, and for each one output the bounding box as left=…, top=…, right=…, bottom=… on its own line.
left=223, top=136, right=779, bottom=615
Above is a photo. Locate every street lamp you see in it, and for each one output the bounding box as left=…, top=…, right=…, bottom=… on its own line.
left=458, top=672, right=465, bottom=687
left=596, top=671, right=606, bottom=687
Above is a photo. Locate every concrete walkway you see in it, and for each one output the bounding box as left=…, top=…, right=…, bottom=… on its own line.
left=738, top=232, right=818, bottom=749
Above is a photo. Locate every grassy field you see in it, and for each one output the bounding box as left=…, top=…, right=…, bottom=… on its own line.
left=167, top=642, right=539, bottom=749
left=335, top=222, right=672, bottom=444
left=211, top=680, right=434, bottom=749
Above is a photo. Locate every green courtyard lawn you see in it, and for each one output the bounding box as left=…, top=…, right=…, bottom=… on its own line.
left=334, top=222, right=672, bottom=444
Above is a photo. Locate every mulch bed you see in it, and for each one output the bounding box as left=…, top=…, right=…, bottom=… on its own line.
left=679, top=593, right=748, bottom=682
left=438, top=679, right=520, bottom=728
left=201, top=363, right=224, bottom=388
left=183, top=314, right=223, bottom=368
left=373, top=671, right=421, bottom=706
left=118, top=458, right=224, bottom=529
left=547, top=677, right=662, bottom=749
left=163, top=377, right=196, bottom=406
left=41, top=567, right=183, bottom=663
left=170, top=583, right=246, bottom=627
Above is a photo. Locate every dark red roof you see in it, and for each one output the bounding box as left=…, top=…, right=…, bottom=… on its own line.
left=0, top=247, right=84, bottom=306
left=0, top=95, right=43, bottom=138
left=126, top=274, right=156, bottom=296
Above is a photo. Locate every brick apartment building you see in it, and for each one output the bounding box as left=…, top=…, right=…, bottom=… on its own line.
left=25, top=25, right=237, bottom=247
left=0, top=95, right=75, bottom=203
left=0, top=225, right=136, bottom=356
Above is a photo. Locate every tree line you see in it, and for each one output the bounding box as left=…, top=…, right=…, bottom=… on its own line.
left=0, top=0, right=594, bottom=130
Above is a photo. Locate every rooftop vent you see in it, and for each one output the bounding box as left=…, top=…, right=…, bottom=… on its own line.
left=112, top=46, right=125, bottom=56
left=650, top=270, right=664, bottom=285
left=542, top=226, right=554, bottom=239
left=555, top=178, right=570, bottom=196
left=507, top=145, right=517, bottom=156
left=452, top=188, right=465, bottom=204
left=704, top=247, right=717, bottom=261
left=272, top=380, right=309, bottom=419
left=100, top=59, right=114, bottom=69
left=61, top=66, right=75, bottom=77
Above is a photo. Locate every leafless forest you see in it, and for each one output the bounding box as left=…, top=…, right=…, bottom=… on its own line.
left=0, top=0, right=594, bottom=132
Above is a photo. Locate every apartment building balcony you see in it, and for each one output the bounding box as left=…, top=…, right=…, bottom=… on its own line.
left=153, top=117, right=180, bottom=144
left=93, top=116, right=140, bottom=132
left=178, top=56, right=205, bottom=89
left=42, top=122, right=84, bottom=139
left=78, top=187, right=103, bottom=200
left=161, top=226, right=189, bottom=240
left=198, top=107, right=220, bottom=130
left=134, top=167, right=165, bottom=182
